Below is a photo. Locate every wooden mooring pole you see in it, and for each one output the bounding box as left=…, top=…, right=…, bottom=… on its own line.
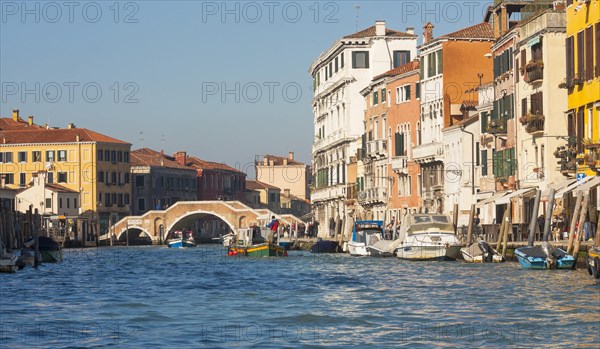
left=572, top=194, right=589, bottom=263
left=526, top=190, right=541, bottom=246
left=465, top=204, right=475, bottom=245
left=496, top=209, right=508, bottom=252
left=566, top=191, right=583, bottom=254
left=453, top=203, right=459, bottom=235
left=501, top=202, right=511, bottom=258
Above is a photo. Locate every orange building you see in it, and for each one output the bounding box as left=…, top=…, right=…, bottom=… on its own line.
left=385, top=61, right=422, bottom=218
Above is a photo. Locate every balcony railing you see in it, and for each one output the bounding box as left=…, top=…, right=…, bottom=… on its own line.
left=412, top=142, right=444, bottom=163
left=524, top=62, right=543, bottom=84
left=391, top=156, right=408, bottom=174
left=366, top=139, right=387, bottom=159
left=357, top=186, right=388, bottom=205
left=310, top=184, right=347, bottom=202
left=525, top=118, right=544, bottom=135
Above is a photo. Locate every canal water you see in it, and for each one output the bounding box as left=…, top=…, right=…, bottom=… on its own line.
left=1, top=245, right=599, bottom=348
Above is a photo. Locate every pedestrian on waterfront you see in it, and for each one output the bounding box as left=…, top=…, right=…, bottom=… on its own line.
left=537, top=214, right=545, bottom=234
left=588, top=204, right=597, bottom=240
left=329, top=218, right=336, bottom=238
left=386, top=217, right=395, bottom=240
left=267, top=216, right=279, bottom=243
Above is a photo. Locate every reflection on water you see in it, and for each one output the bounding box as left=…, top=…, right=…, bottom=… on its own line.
left=1, top=245, right=599, bottom=348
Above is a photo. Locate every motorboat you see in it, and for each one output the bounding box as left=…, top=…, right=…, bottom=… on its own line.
left=586, top=247, right=600, bottom=280
left=310, top=238, right=339, bottom=253
left=461, top=241, right=504, bottom=263
left=227, top=228, right=286, bottom=257
left=394, top=213, right=461, bottom=261
left=165, top=231, right=183, bottom=248
left=182, top=230, right=196, bottom=248
left=24, top=236, right=63, bottom=262
left=348, top=221, right=384, bottom=256
left=0, top=239, right=18, bottom=273
left=515, top=242, right=575, bottom=269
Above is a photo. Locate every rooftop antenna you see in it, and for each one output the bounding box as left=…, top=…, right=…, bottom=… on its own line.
left=139, top=131, right=144, bottom=146
left=161, top=133, right=166, bottom=151
left=354, top=3, right=360, bottom=32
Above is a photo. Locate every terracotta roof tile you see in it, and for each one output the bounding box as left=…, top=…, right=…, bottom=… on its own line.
left=440, top=22, right=494, bottom=40
left=246, top=180, right=280, bottom=191
left=0, top=117, right=43, bottom=130
left=131, top=148, right=193, bottom=170
left=373, top=60, right=420, bottom=80
left=0, top=126, right=130, bottom=145
left=461, top=100, right=478, bottom=109
left=45, top=183, right=78, bottom=193
left=344, top=25, right=416, bottom=39
left=187, top=156, right=245, bottom=175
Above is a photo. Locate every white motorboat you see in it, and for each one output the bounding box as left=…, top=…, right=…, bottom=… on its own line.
left=461, top=241, right=504, bottom=263
left=394, top=213, right=461, bottom=261
left=348, top=220, right=384, bottom=256
left=1, top=239, right=18, bottom=273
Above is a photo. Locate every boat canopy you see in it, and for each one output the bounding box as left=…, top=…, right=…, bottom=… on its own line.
left=406, top=214, right=454, bottom=234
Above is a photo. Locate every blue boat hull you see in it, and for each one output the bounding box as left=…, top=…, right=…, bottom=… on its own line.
left=515, top=246, right=575, bottom=270
left=167, top=239, right=183, bottom=248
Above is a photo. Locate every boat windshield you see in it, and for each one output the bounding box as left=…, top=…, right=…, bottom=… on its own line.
left=354, top=229, right=381, bottom=243
left=408, top=215, right=454, bottom=234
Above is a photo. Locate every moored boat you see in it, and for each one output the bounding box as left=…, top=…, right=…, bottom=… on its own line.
left=348, top=221, right=384, bottom=256
left=37, top=236, right=63, bottom=262
left=461, top=241, right=504, bottom=263
left=182, top=230, right=196, bottom=247
left=394, top=213, right=461, bottom=261
left=310, top=238, right=339, bottom=253
left=515, top=242, right=575, bottom=269
left=586, top=247, right=600, bottom=280
left=165, top=231, right=183, bottom=248
left=1, top=239, right=18, bottom=273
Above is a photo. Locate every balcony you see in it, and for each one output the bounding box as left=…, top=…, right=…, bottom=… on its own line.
left=313, top=130, right=354, bottom=153
left=524, top=61, right=543, bottom=84
left=519, top=113, right=545, bottom=136
left=486, top=119, right=507, bottom=135
left=391, top=156, right=408, bottom=174
left=310, top=184, right=347, bottom=203
left=366, top=139, right=387, bottom=159
left=357, top=186, right=388, bottom=206
left=412, top=142, right=444, bottom=163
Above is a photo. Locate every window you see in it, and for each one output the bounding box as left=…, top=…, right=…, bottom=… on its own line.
left=381, top=88, right=386, bottom=103
left=46, top=151, right=54, bottom=162
left=373, top=91, right=378, bottom=105
left=393, top=50, right=411, bottom=68
left=530, top=91, right=543, bottom=115
left=0, top=152, right=11, bottom=163
left=111, top=193, right=116, bottom=206
left=19, top=173, right=26, bottom=187
left=118, top=151, right=123, bottom=162
left=104, top=150, right=110, bottom=161
left=111, top=151, right=116, bottom=163
left=67, top=198, right=70, bottom=209
left=415, top=83, right=420, bottom=99
left=105, top=193, right=111, bottom=207
left=340, top=52, right=344, bottom=68
left=596, top=23, right=600, bottom=77
left=335, top=57, right=339, bottom=72
left=138, top=198, right=146, bottom=212
left=396, top=85, right=412, bottom=103
left=124, top=173, right=130, bottom=184
left=124, top=151, right=130, bottom=163
left=32, top=151, right=41, bottom=162
left=124, top=194, right=130, bottom=205
left=577, top=30, right=584, bottom=78
left=57, top=150, right=67, bottom=161
left=136, top=175, right=145, bottom=187
left=111, top=172, right=117, bottom=184
left=97, top=149, right=103, bottom=161
left=58, top=172, right=67, bottom=183
left=585, top=26, right=593, bottom=80
left=45, top=198, right=52, bottom=209
left=325, top=66, right=328, bottom=81
left=118, top=193, right=123, bottom=207
left=437, top=50, right=443, bottom=74
left=59, top=198, right=63, bottom=209
left=47, top=172, right=54, bottom=183
left=1, top=173, right=14, bottom=185
left=531, top=40, right=542, bottom=62
left=481, top=150, right=488, bottom=176
left=98, top=171, right=104, bottom=183
left=352, top=51, right=369, bottom=69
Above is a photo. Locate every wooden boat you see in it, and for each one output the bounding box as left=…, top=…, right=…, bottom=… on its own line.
left=182, top=230, right=196, bottom=247
left=394, top=213, right=462, bottom=261
left=461, top=241, right=504, bottom=263
left=515, top=242, right=575, bottom=269
left=348, top=220, right=384, bottom=256
left=26, top=236, right=63, bottom=262
left=586, top=247, right=600, bottom=279
left=227, top=228, right=286, bottom=257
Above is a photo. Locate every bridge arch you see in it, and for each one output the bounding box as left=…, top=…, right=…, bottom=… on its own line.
left=165, top=210, right=237, bottom=235
left=116, top=226, right=153, bottom=242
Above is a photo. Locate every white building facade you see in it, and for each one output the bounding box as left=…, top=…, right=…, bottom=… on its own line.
left=309, top=21, right=417, bottom=237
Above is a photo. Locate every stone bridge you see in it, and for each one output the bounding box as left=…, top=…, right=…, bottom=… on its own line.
left=105, top=201, right=304, bottom=243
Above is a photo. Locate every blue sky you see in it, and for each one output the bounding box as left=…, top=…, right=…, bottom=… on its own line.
left=0, top=0, right=491, bottom=172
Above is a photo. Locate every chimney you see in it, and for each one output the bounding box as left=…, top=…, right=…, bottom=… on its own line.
left=288, top=151, right=294, bottom=160
left=67, top=122, right=74, bottom=129
left=283, top=158, right=288, bottom=166
left=406, top=27, right=415, bottom=35
left=174, top=151, right=187, bottom=166
left=423, top=22, right=434, bottom=44
left=12, top=109, right=19, bottom=121
left=375, top=20, right=386, bottom=36
left=28, top=116, right=34, bottom=126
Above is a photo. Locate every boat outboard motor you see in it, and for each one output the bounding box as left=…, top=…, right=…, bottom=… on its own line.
left=541, top=242, right=557, bottom=269
left=478, top=241, right=494, bottom=263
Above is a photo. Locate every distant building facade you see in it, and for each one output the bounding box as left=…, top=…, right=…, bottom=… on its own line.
left=256, top=152, right=309, bottom=200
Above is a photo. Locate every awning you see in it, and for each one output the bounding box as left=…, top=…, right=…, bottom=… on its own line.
left=573, top=176, right=600, bottom=195
left=476, top=192, right=509, bottom=207
left=541, top=178, right=577, bottom=201
left=495, top=188, right=537, bottom=205
left=556, top=176, right=593, bottom=198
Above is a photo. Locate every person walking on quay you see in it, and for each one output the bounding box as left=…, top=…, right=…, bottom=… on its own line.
left=537, top=214, right=545, bottom=236
left=473, top=213, right=481, bottom=238
left=385, top=217, right=395, bottom=240
left=588, top=204, right=597, bottom=241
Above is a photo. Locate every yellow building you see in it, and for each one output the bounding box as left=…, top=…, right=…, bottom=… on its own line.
left=0, top=110, right=131, bottom=232
left=566, top=0, right=600, bottom=176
